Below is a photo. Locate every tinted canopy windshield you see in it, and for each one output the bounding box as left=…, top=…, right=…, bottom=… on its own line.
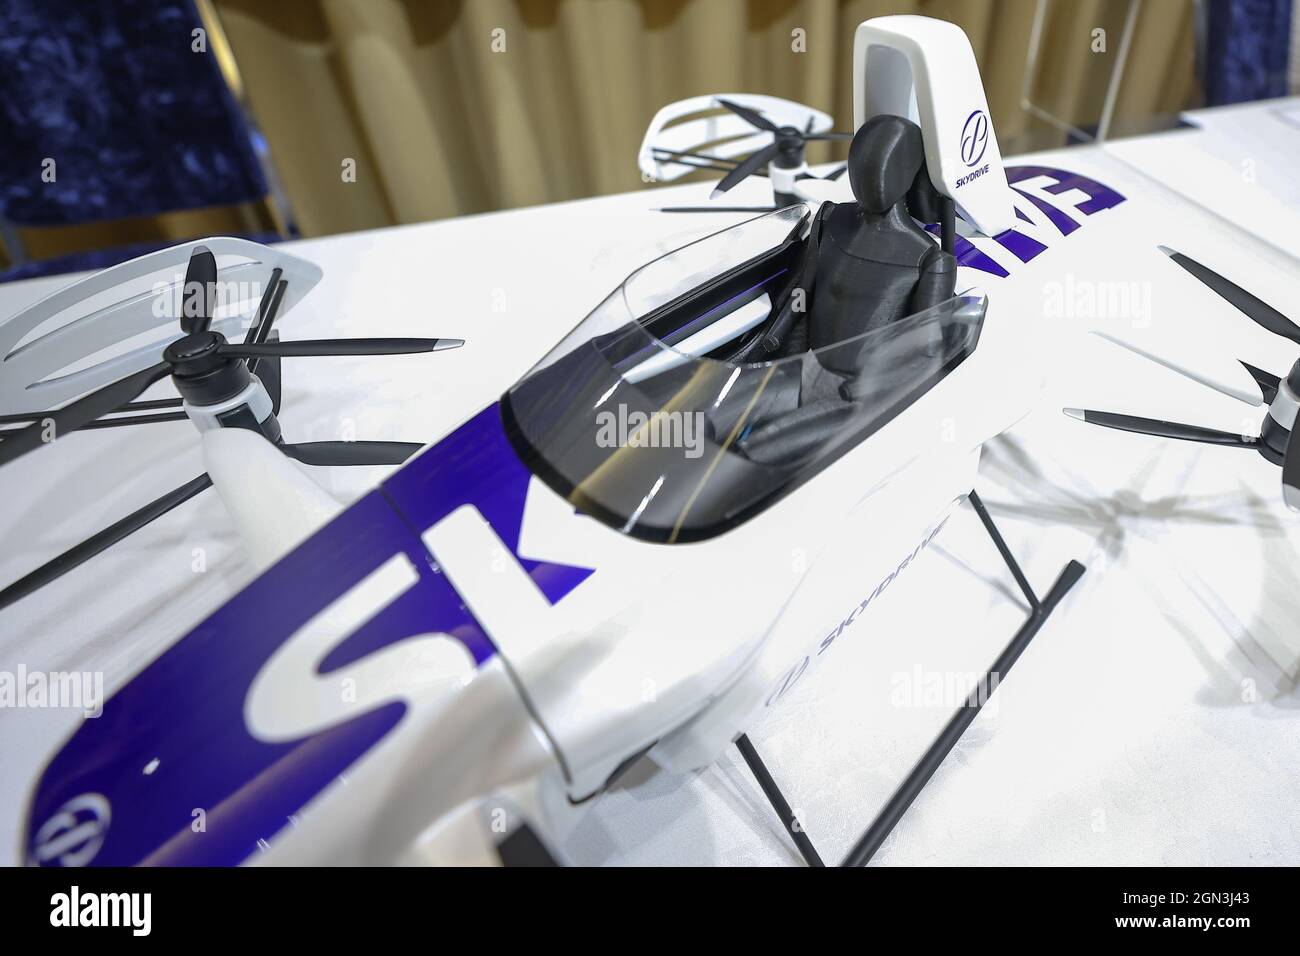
left=503, top=206, right=986, bottom=543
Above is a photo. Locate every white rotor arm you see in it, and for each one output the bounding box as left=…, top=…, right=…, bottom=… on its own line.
left=202, top=427, right=342, bottom=571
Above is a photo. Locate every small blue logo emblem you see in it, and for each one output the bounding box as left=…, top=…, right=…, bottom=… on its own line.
left=960, top=110, right=989, bottom=167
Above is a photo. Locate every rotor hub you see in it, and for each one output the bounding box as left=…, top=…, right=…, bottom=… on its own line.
left=774, top=128, right=806, bottom=168
left=163, top=330, right=252, bottom=407
left=164, top=330, right=223, bottom=365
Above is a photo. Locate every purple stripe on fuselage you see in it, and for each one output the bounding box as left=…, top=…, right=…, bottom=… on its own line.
left=1006, top=166, right=1126, bottom=216
left=25, top=492, right=431, bottom=866
left=25, top=404, right=591, bottom=866
left=935, top=165, right=1126, bottom=278
left=381, top=405, right=593, bottom=609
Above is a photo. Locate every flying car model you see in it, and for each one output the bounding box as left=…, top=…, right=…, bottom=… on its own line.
left=9, top=15, right=1088, bottom=868
left=10, top=15, right=1297, bottom=868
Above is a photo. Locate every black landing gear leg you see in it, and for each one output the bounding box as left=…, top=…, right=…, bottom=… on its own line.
left=737, top=489, right=1086, bottom=866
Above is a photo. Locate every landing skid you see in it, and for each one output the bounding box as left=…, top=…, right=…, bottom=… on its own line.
left=737, top=489, right=1086, bottom=867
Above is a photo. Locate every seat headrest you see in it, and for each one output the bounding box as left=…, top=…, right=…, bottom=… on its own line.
left=847, top=115, right=925, bottom=214
left=906, top=164, right=944, bottom=225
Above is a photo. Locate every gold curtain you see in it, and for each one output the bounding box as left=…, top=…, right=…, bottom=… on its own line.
left=4, top=0, right=1197, bottom=266
left=213, top=0, right=1198, bottom=234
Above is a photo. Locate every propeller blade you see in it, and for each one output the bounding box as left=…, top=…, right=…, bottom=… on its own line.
left=715, top=97, right=778, bottom=132
left=1283, top=423, right=1300, bottom=512
left=180, top=245, right=219, bottom=334
left=0, top=474, right=212, bottom=612
left=650, top=155, right=749, bottom=176
left=0, top=361, right=172, bottom=467
left=651, top=147, right=740, bottom=169
left=711, top=141, right=780, bottom=198
left=282, top=441, right=421, bottom=467
left=804, top=131, right=855, bottom=141
left=220, top=337, right=464, bottom=359
left=1160, top=246, right=1300, bottom=345
left=202, top=428, right=341, bottom=571
left=1063, top=408, right=1260, bottom=447
left=823, top=164, right=848, bottom=181
left=1240, top=361, right=1280, bottom=405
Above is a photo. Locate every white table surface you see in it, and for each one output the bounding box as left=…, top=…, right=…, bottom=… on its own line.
left=1105, top=97, right=1300, bottom=258
left=1, top=102, right=1298, bottom=867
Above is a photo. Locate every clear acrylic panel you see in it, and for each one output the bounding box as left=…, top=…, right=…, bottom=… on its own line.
left=504, top=209, right=987, bottom=543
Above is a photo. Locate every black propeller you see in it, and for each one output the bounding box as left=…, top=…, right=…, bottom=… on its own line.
left=282, top=441, right=422, bottom=467
left=712, top=142, right=782, bottom=198
left=1064, top=404, right=1300, bottom=513
left=1065, top=247, right=1300, bottom=511
left=0, top=327, right=455, bottom=467
left=708, top=98, right=853, bottom=198
left=650, top=147, right=760, bottom=178
left=1146, top=247, right=1300, bottom=510
left=715, top=97, right=777, bottom=133
left=180, top=244, right=218, bottom=334
left=221, top=337, right=462, bottom=359
left=0, top=270, right=290, bottom=438
left=1162, top=246, right=1300, bottom=346
left=1240, top=361, right=1280, bottom=405
left=712, top=98, right=852, bottom=142
left=651, top=101, right=849, bottom=213
left=0, top=245, right=456, bottom=610
left=1062, top=409, right=1260, bottom=447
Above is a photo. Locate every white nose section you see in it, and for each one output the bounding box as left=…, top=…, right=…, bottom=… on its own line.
left=201, top=428, right=342, bottom=570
